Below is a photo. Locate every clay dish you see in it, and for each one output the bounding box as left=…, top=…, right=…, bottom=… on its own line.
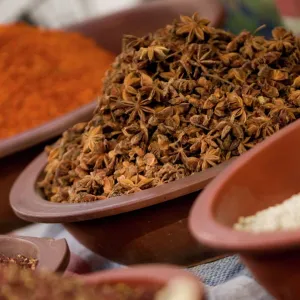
left=10, top=152, right=229, bottom=266
left=189, top=119, right=300, bottom=299
left=80, top=264, right=204, bottom=299
left=10, top=151, right=232, bottom=223
left=0, top=235, right=70, bottom=272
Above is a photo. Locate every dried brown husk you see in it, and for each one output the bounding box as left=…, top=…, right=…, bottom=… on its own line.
left=39, top=13, right=300, bottom=203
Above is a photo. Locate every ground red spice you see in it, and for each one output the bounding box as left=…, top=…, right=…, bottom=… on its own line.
left=0, top=23, right=115, bottom=139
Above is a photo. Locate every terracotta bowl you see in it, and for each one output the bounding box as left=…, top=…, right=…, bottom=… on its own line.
left=1, top=0, right=224, bottom=232
left=10, top=152, right=228, bottom=266
left=0, top=235, right=70, bottom=272
left=80, top=264, right=204, bottom=299
left=189, top=119, right=300, bottom=300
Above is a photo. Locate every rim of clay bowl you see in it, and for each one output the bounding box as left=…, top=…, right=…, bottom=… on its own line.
left=80, top=264, right=204, bottom=299
left=189, top=119, right=300, bottom=253
left=10, top=151, right=233, bottom=223
left=0, top=235, right=70, bottom=272
left=0, top=101, right=96, bottom=159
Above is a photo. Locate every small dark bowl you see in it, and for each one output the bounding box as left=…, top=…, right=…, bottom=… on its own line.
left=189, top=119, right=300, bottom=299
left=0, top=235, right=70, bottom=272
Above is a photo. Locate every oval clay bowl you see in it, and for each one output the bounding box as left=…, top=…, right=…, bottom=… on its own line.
left=10, top=151, right=232, bottom=223
left=10, top=153, right=230, bottom=266
left=0, top=235, right=70, bottom=272
left=189, top=119, right=300, bottom=299
left=80, top=264, right=204, bottom=300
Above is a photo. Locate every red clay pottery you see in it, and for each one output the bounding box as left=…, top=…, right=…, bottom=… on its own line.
left=0, top=235, right=69, bottom=272
left=0, top=263, right=204, bottom=299
left=10, top=151, right=228, bottom=266
left=10, top=152, right=231, bottom=223
left=189, top=119, right=300, bottom=299
left=80, top=264, right=204, bottom=299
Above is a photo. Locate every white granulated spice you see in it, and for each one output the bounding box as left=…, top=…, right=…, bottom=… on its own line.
left=234, top=193, right=300, bottom=233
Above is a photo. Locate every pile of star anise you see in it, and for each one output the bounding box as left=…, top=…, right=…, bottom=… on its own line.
left=39, top=13, right=300, bottom=203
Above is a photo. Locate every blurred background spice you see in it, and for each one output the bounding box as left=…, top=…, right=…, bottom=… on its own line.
left=0, top=23, right=115, bottom=139
left=0, top=253, right=38, bottom=270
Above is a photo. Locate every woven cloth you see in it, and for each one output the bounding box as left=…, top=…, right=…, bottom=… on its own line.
left=13, top=223, right=274, bottom=299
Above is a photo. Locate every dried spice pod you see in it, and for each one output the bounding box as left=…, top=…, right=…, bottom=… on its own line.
left=39, top=13, right=300, bottom=203
left=0, top=235, right=69, bottom=273
left=0, top=254, right=38, bottom=270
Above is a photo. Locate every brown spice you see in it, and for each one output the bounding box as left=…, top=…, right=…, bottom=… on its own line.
left=0, top=265, right=161, bottom=300
left=0, top=254, right=38, bottom=270
left=0, top=23, right=115, bottom=139
left=39, top=13, right=300, bottom=203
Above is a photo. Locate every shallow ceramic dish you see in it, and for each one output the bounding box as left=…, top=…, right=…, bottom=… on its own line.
left=0, top=235, right=69, bottom=272
left=80, top=264, right=204, bottom=299
left=189, top=119, right=300, bottom=299
left=10, top=153, right=229, bottom=266
left=11, top=151, right=231, bottom=223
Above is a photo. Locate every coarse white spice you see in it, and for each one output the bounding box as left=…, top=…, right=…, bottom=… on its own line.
left=234, top=193, right=300, bottom=233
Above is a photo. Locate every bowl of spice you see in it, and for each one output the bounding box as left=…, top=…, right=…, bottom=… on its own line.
left=10, top=8, right=228, bottom=266
left=10, top=15, right=300, bottom=265
left=0, top=0, right=224, bottom=234
left=189, top=119, right=300, bottom=300
left=0, top=23, right=115, bottom=157
left=0, top=235, right=70, bottom=272
left=0, top=263, right=204, bottom=300
left=0, top=22, right=115, bottom=231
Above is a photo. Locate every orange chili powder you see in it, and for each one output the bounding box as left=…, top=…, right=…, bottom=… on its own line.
left=0, top=23, right=115, bottom=139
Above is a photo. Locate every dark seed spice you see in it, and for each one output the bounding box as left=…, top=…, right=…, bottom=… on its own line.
left=0, top=254, right=38, bottom=270
left=0, top=265, right=160, bottom=300
left=39, top=13, right=300, bottom=203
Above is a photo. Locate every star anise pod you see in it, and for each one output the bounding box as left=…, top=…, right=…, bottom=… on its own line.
left=82, top=126, right=104, bottom=153
left=268, top=27, right=295, bottom=53
left=199, top=147, right=221, bottom=170
left=138, top=45, right=169, bottom=61
left=39, top=14, right=300, bottom=203
left=176, top=13, right=211, bottom=43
